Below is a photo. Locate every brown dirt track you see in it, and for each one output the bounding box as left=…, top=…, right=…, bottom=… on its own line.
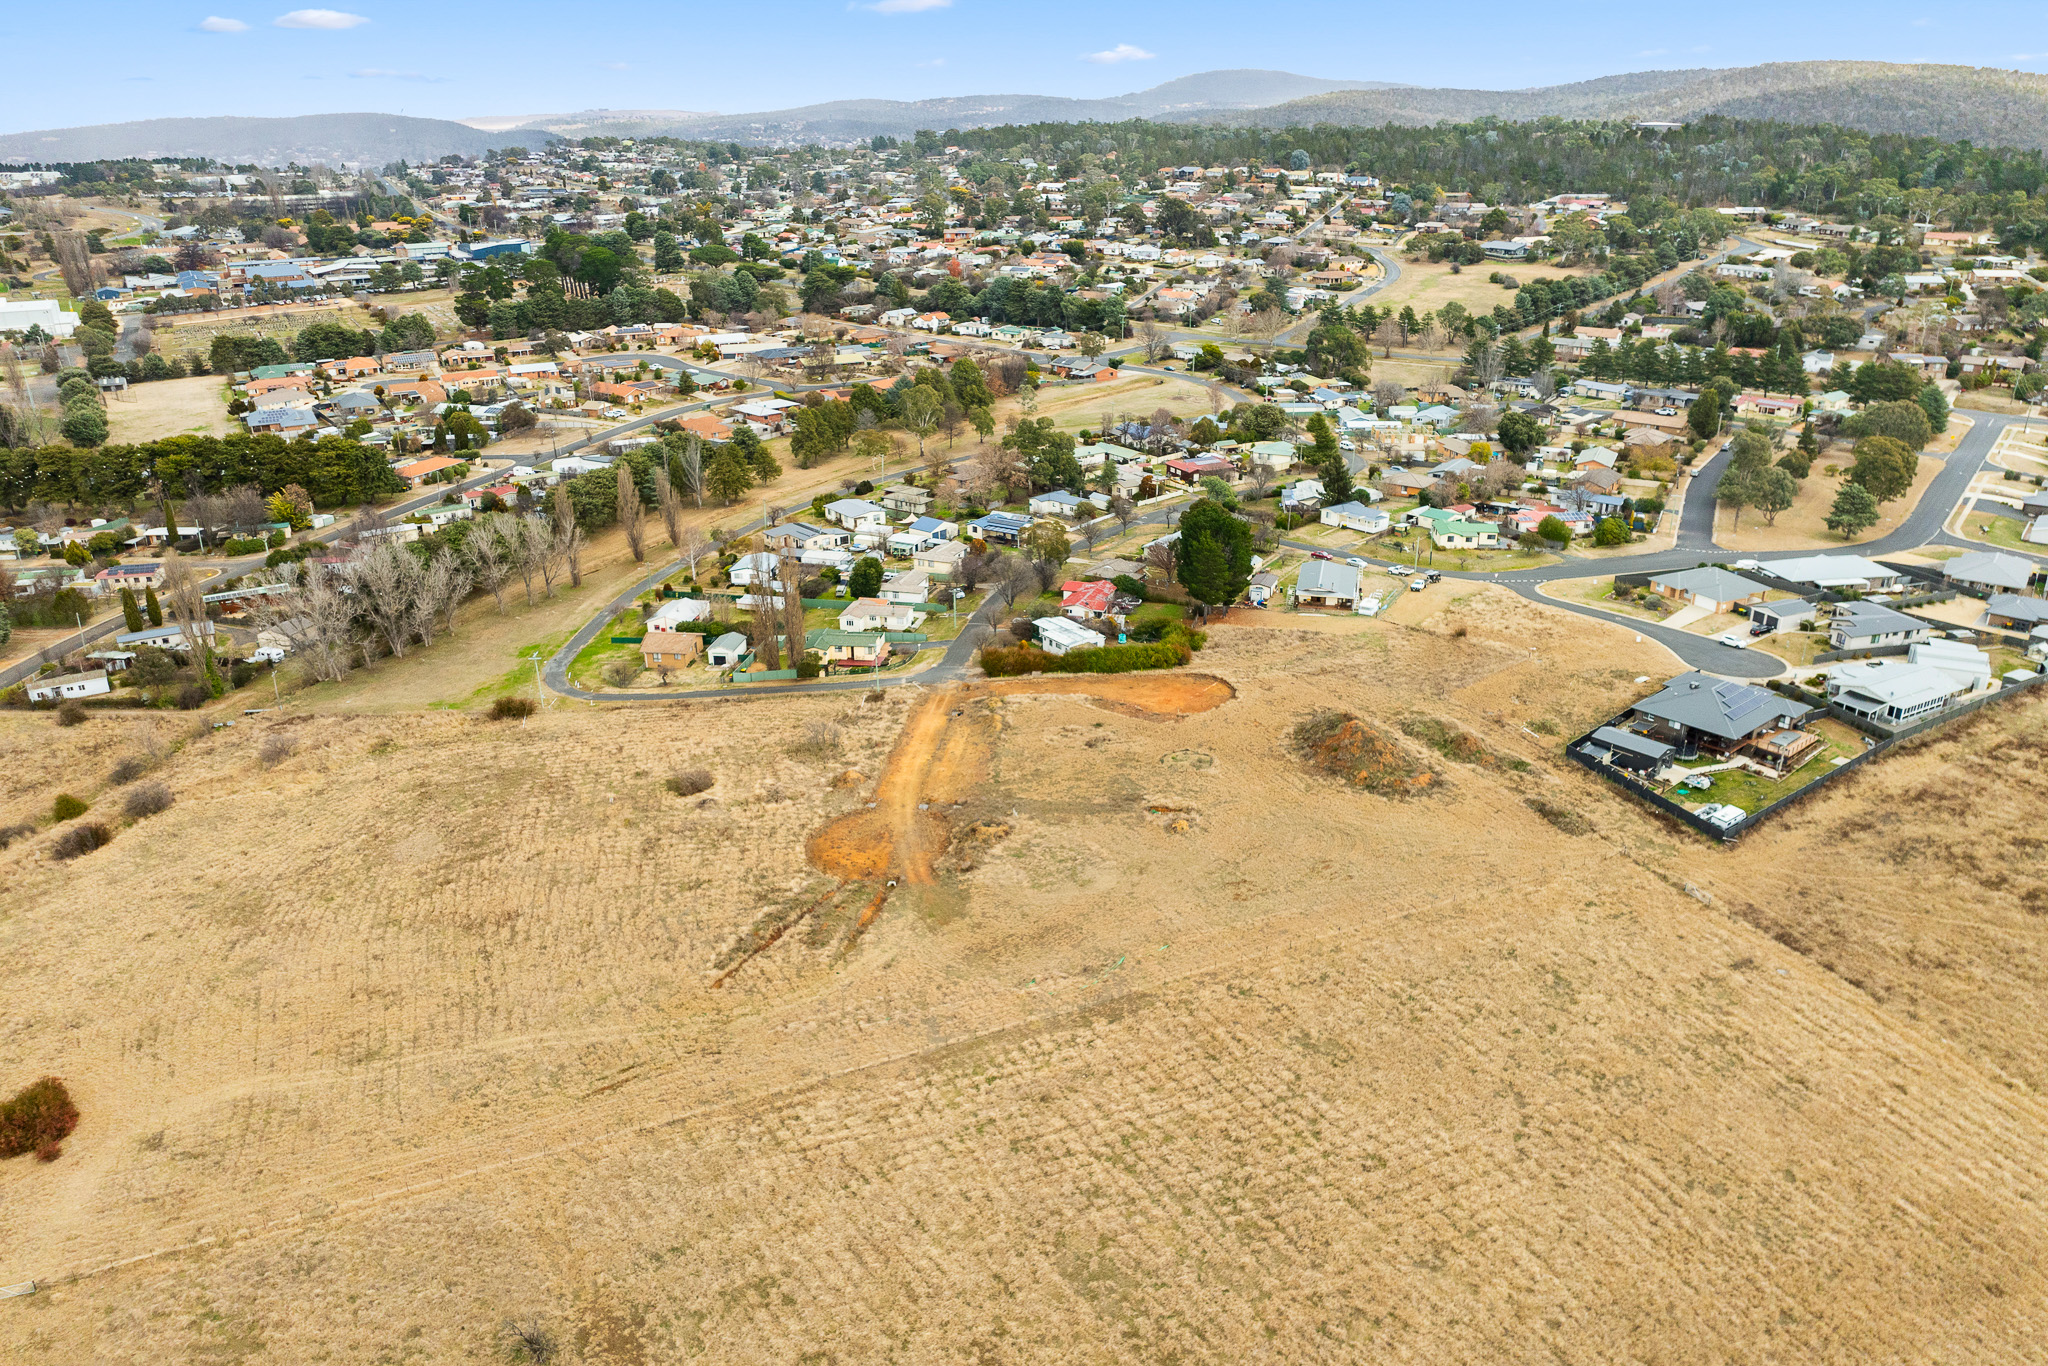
left=0, top=590, right=2044, bottom=1363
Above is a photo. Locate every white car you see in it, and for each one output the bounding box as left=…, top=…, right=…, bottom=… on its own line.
left=603, top=406, right=628, bottom=419
left=1345, top=557, right=1367, bottom=567
left=1712, top=632, right=1749, bottom=649
left=1409, top=577, right=1427, bottom=592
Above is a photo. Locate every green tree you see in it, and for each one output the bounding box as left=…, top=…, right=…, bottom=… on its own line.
left=1536, top=514, right=1572, bottom=544
left=1850, top=360, right=1922, bottom=404
left=1750, top=466, right=1798, bottom=525
left=1593, top=517, right=1630, bottom=546
left=949, top=357, right=992, bottom=410
left=1024, top=521, right=1071, bottom=566
left=901, top=386, right=942, bottom=460
left=144, top=586, right=164, bottom=626
left=1713, top=466, right=1756, bottom=529
left=1173, top=499, right=1253, bottom=608
left=705, top=447, right=752, bottom=503
left=120, top=587, right=143, bottom=633
left=1847, top=434, right=1916, bottom=503
left=1916, top=383, right=1949, bottom=435
left=848, top=555, right=883, bottom=599
left=1495, top=409, right=1543, bottom=456
left=1848, top=399, right=1933, bottom=451
left=61, top=405, right=108, bottom=447
left=1825, top=481, right=1880, bottom=538
left=1686, top=391, right=1722, bottom=441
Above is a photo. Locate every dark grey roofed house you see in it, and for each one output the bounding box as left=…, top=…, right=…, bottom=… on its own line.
left=1628, top=672, right=1811, bottom=746
left=1827, top=599, right=1931, bottom=649
left=1987, top=594, right=2048, bottom=629
left=1647, top=566, right=1767, bottom=610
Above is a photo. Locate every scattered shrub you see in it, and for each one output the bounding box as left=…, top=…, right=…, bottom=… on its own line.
left=49, top=822, right=112, bottom=861
left=51, top=793, right=88, bottom=822
left=257, top=733, right=298, bottom=766
left=0, top=1076, right=79, bottom=1162
left=665, top=768, right=714, bottom=797
left=1525, top=797, right=1592, bottom=836
left=108, top=754, right=151, bottom=784
left=979, top=627, right=1198, bottom=678
left=55, top=700, right=88, bottom=727
left=122, top=782, right=174, bottom=820
left=174, top=682, right=210, bottom=710
left=490, top=695, right=537, bottom=720
left=602, top=660, right=640, bottom=687
left=790, top=719, right=843, bottom=758
left=0, top=822, right=34, bottom=849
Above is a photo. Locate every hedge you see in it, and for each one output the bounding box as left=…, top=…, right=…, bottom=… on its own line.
left=981, top=623, right=1206, bottom=677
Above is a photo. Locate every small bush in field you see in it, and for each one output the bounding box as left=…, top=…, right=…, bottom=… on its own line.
left=109, top=755, right=151, bottom=784
left=0, top=823, right=33, bottom=850
left=490, top=696, right=537, bottom=720
left=49, top=822, right=111, bottom=861
left=258, top=733, right=298, bottom=767
left=55, top=700, right=87, bottom=727
left=51, top=794, right=88, bottom=822
left=665, top=768, right=713, bottom=797
left=122, top=783, right=174, bottom=820
left=0, top=1076, right=79, bottom=1162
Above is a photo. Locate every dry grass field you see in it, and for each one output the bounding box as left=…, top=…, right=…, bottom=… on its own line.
left=103, top=374, right=235, bottom=444
left=1714, top=451, right=1942, bottom=553
left=1, top=587, right=2044, bottom=1363
left=1370, top=258, right=1601, bottom=340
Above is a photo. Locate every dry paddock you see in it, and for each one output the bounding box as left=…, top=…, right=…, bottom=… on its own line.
left=0, top=587, right=2043, bottom=1363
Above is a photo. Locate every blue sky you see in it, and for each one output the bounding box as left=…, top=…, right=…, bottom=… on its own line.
left=5, top=1, right=2046, bottom=129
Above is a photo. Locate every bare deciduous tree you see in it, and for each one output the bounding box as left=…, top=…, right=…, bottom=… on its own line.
left=355, top=538, right=423, bottom=658
left=679, top=434, right=705, bottom=507
left=617, top=461, right=645, bottom=562
left=222, top=483, right=268, bottom=536
left=466, top=512, right=517, bottom=612
left=1110, top=493, right=1137, bottom=536
left=244, top=562, right=357, bottom=682
left=653, top=465, right=684, bottom=554
left=523, top=512, right=563, bottom=598
left=552, top=484, right=584, bottom=589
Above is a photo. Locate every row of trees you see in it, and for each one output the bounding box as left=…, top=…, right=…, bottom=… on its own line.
left=0, top=433, right=405, bottom=513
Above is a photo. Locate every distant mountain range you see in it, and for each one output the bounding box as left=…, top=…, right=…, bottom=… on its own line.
left=1181, top=62, right=2048, bottom=149
left=0, top=113, right=559, bottom=168
left=464, top=71, right=1400, bottom=143
left=8, top=63, right=2048, bottom=167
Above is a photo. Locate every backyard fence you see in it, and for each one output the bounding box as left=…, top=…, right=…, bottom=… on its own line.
left=1572, top=673, right=2046, bottom=843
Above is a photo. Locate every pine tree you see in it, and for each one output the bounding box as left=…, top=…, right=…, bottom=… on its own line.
left=144, top=586, right=163, bottom=626
left=120, top=587, right=143, bottom=633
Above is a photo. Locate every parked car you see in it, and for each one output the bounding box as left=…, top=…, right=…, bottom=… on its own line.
left=1748, top=621, right=1772, bottom=636
left=1345, top=557, right=1367, bottom=567
left=1409, top=577, right=1426, bottom=592
left=1310, top=550, right=1333, bottom=560
left=1424, top=570, right=1443, bottom=585
left=1655, top=406, right=1678, bottom=416
left=1712, top=631, right=1750, bottom=649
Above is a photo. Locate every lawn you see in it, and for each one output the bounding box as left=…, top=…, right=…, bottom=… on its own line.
left=1960, top=511, right=2032, bottom=551
left=1673, top=719, right=1867, bottom=818
left=569, top=621, right=647, bottom=690
left=1544, top=576, right=1675, bottom=623
left=1752, top=631, right=1831, bottom=668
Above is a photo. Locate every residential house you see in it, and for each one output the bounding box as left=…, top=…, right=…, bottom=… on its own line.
left=727, top=551, right=783, bottom=591
left=967, top=511, right=1033, bottom=544
left=393, top=456, right=465, bottom=488
left=1162, top=454, right=1236, bottom=485
left=1986, top=593, right=2048, bottom=631
left=1295, top=560, right=1362, bottom=608
left=1944, top=550, right=2038, bottom=596
left=1060, top=579, right=1115, bottom=618
left=1032, top=616, right=1101, bottom=655
left=245, top=406, right=320, bottom=436
left=1827, top=599, right=1932, bottom=650
left=1029, top=490, right=1087, bottom=518
left=1911, top=638, right=1992, bottom=691
left=805, top=629, right=892, bottom=667
left=1246, top=570, right=1281, bottom=607
left=116, top=621, right=217, bottom=652
left=915, top=539, right=969, bottom=578
left=25, top=670, right=110, bottom=702
left=1757, top=554, right=1905, bottom=594
left=763, top=521, right=848, bottom=552
left=880, top=485, right=934, bottom=516
left=839, top=597, right=922, bottom=632
left=646, top=597, right=713, bottom=631
left=1321, top=501, right=1390, bottom=534
left=823, top=498, right=890, bottom=534
left=880, top=570, right=934, bottom=605
left=1429, top=517, right=1500, bottom=550
left=1646, top=567, right=1769, bottom=613
left=1626, top=672, right=1813, bottom=759
left=93, top=562, right=164, bottom=593
left=1747, top=599, right=1818, bottom=634
left=639, top=632, right=703, bottom=672
left=1247, top=441, right=1300, bottom=471
left=1826, top=659, right=1970, bottom=725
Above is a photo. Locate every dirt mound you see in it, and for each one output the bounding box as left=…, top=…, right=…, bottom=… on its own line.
left=1398, top=715, right=1529, bottom=772
left=1292, top=710, right=1439, bottom=796
left=830, top=769, right=865, bottom=790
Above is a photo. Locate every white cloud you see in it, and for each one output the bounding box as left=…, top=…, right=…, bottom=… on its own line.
left=350, top=67, right=442, bottom=81
left=1084, top=43, right=1154, bottom=64
left=866, top=0, right=950, bottom=11
left=603, top=60, right=630, bottom=70
left=199, top=15, right=249, bottom=31
left=916, top=56, right=946, bottom=67
left=275, top=8, right=369, bottom=28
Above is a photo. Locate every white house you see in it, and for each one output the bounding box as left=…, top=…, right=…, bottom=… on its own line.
left=880, top=569, right=934, bottom=605
left=824, top=498, right=889, bottom=533
left=647, top=597, right=713, bottom=631
left=1033, top=616, right=1100, bottom=655
left=839, top=597, right=922, bottom=632
left=1320, top=501, right=1390, bottom=535
left=1029, top=490, right=1087, bottom=518
left=26, top=669, right=110, bottom=702
left=915, top=539, right=969, bottom=578
left=727, top=551, right=783, bottom=590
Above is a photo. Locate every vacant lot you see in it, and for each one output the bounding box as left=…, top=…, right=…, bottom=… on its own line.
left=149, top=301, right=389, bottom=364
left=1714, top=451, right=1942, bottom=552
left=0, top=591, right=2043, bottom=1363
left=1371, top=257, right=1603, bottom=342
left=103, top=374, right=233, bottom=443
